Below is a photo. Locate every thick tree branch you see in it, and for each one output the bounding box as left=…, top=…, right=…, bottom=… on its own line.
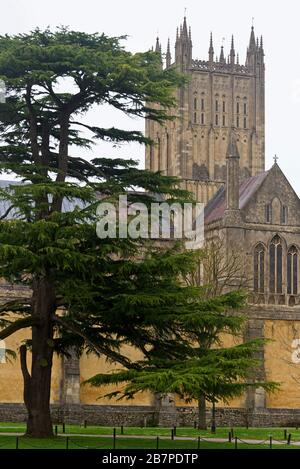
left=53, top=315, right=139, bottom=370
left=0, top=299, right=31, bottom=316
left=0, top=205, right=15, bottom=220
left=0, top=316, right=39, bottom=340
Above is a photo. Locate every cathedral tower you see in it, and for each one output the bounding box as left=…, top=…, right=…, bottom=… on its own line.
left=145, top=18, right=265, bottom=204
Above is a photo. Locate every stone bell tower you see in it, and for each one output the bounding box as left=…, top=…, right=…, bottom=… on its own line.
left=145, top=17, right=265, bottom=205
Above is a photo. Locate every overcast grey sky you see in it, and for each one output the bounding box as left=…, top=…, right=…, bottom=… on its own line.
left=4, top=0, right=300, bottom=193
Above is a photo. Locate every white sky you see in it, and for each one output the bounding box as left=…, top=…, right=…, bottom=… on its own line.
left=3, top=0, right=300, bottom=193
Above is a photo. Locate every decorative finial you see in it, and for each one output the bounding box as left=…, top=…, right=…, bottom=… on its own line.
left=220, top=39, right=225, bottom=64
left=260, top=35, right=264, bottom=50
left=155, top=36, right=161, bottom=55
left=273, top=154, right=278, bottom=164
left=249, top=21, right=256, bottom=51
left=252, top=17, right=254, bottom=28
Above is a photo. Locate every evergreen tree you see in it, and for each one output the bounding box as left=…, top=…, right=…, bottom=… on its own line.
left=86, top=290, right=277, bottom=424
left=0, top=27, right=196, bottom=437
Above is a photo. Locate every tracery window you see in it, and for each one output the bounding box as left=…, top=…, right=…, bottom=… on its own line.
left=287, top=246, right=298, bottom=295
left=254, top=243, right=265, bottom=293
left=269, top=235, right=283, bottom=293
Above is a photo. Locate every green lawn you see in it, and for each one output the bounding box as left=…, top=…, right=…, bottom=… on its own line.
left=0, top=434, right=298, bottom=450
left=1, top=423, right=300, bottom=449
left=0, top=422, right=299, bottom=441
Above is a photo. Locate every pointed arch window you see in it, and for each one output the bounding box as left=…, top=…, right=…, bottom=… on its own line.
left=281, top=205, right=287, bottom=224
left=254, top=243, right=265, bottom=293
left=201, top=113, right=204, bottom=125
left=269, top=235, right=283, bottom=294
left=265, top=203, right=272, bottom=223
left=287, top=246, right=298, bottom=295
left=201, top=98, right=205, bottom=111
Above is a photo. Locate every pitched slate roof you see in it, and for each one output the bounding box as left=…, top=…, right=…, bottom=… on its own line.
left=204, top=169, right=269, bottom=224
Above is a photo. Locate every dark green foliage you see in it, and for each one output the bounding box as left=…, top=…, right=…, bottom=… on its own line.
left=0, top=27, right=276, bottom=436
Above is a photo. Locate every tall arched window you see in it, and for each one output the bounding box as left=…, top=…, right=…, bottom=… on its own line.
left=265, top=203, right=272, bottom=223
left=0, top=340, right=6, bottom=364
left=287, top=246, right=298, bottom=295
left=269, top=235, right=283, bottom=293
left=254, top=243, right=265, bottom=293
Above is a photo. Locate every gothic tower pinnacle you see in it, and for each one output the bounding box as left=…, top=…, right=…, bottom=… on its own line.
left=175, top=16, right=192, bottom=69
left=208, top=32, right=214, bottom=63
left=166, top=38, right=171, bottom=68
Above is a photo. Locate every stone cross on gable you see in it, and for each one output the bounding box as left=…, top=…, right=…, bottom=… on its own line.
left=273, top=154, right=278, bottom=164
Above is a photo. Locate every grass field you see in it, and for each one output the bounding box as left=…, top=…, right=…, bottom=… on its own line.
left=0, top=434, right=298, bottom=450
left=0, top=422, right=300, bottom=440
left=1, top=423, right=300, bottom=449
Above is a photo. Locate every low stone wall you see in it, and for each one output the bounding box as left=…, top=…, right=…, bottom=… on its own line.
left=1, top=403, right=300, bottom=427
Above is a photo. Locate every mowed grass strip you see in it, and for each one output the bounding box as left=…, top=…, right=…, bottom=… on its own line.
left=0, top=435, right=298, bottom=450
left=1, top=423, right=300, bottom=442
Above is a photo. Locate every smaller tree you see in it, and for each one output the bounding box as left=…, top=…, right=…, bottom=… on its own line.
left=182, top=239, right=250, bottom=429
left=86, top=290, right=277, bottom=428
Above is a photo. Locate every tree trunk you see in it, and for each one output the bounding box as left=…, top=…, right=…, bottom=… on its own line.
left=211, top=401, right=216, bottom=433
left=197, top=394, right=207, bottom=430
left=21, top=277, right=56, bottom=437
